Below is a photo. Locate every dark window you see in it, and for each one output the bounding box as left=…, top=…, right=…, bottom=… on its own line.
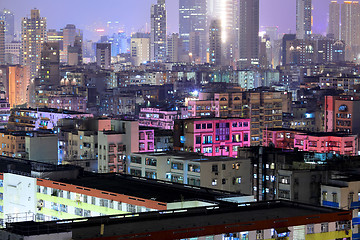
left=212, top=164, right=218, bottom=172
left=196, top=124, right=201, bottom=129
left=207, top=123, right=213, bottom=129
left=196, top=136, right=201, bottom=144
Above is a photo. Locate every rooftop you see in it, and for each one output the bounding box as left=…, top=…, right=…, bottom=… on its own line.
left=3, top=200, right=351, bottom=239
left=61, top=172, right=241, bottom=203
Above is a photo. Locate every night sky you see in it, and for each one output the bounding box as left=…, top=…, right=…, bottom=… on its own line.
left=0, top=0, right=332, bottom=40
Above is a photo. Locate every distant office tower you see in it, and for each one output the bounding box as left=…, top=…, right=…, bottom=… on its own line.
left=1, top=9, right=15, bottom=43
left=83, top=40, right=95, bottom=63
left=167, top=33, right=181, bottom=63
left=62, top=24, right=82, bottom=64
left=296, top=0, right=312, bottom=39
left=189, top=32, right=200, bottom=61
left=179, top=0, right=207, bottom=60
left=150, top=0, right=167, bottom=62
left=67, top=35, right=82, bottom=66
left=96, top=43, right=111, bottom=69
left=207, top=0, right=237, bottom=65
left=109, top=32, right=128, bottom=56
left=37, top=42, right=60, bottom=89
left=0, top=20, right=4, bottom=65
left=281, top=34, right=296, bottom=65
left=238, top=0, right=259, bottom=68
left=209, top=20, right=222, bottom=66
left=8, top=65, right=30, bottom=108
left=341, top=1, right=360, bottom=61
left=21, top=9, right=47, bottom=79
left=131, top=33, right=150, bottom=66
left=328, top=1, right=340, bottom=39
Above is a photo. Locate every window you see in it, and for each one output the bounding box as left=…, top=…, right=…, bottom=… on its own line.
left=222, top=164, right=226, bottom=170
left=332, top=192, right=338, bottom=203
left=196, top=136, right=201, bottom=144
left=222, top=178, right=226, bottom=184
left=130, top=156, right=142, bottom=164
left=145, top=158, right=157, bottom=166
left=91, top=197, right=96, bottom=205
left=60, top=204, right=68, bottom=213
left=212, top=164, right=218, bottom=172
left=207, top=123, right=212, bottom=129
left=75, top=207, right=83, bottom=216
left=127, top=204, right=136, bottom=213
left=84, top=210, right=91, bottom=217
left=212, top=179, right=217, bottom=186
left=196, top=124, right=201, bottom=129
left=307, top=224, right=314, bottom=234
left=321, top=223, right=329, bottom=233
left=42, top=187, right=47, bottom=194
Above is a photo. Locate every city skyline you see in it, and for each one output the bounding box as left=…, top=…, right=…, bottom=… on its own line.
left=1, top=0, right=333, bottom=40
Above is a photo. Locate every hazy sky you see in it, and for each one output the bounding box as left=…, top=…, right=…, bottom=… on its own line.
left=0, top=0, right=332, bottom=40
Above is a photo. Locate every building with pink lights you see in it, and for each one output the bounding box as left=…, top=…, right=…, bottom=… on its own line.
left=139, top=107, right=188, bottom=130
left=263, top=128, right=358, bottom=156
left=174, top=118, right=251, bottom=157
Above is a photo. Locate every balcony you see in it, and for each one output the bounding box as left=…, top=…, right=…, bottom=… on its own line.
left=322, top=200, right=339, bottom=208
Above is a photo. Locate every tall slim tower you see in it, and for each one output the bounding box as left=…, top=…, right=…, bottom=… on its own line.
left=179, top=0, right=207, bottom=60
left=238, top=0, right=259, bottom=68
left=150, top=0, right=167, bottom=62
left=328, top=1, right=340, bottom=39
left=21, top=9, right=47, bottom=79
left=296, top=0, right=312, bottom=39
left=0, top=20, right=5, bottom=65
left=1, top=9, right=15, bottom=43
left=341, top=1, right=360, bottom=61
left=209, top=19, right=222, bottom=66
left=62, top=24, right=82, bottom=64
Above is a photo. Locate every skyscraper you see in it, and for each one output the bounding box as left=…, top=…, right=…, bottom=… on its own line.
left=296, top=0, right=312, bottom=39
left=96, top=43, right=111, bottom=69
left=0, top=20, right=5, bottom=65
left=209, top=19, right=222, bottom=66
left=62, top=24, right=82, bottom=64
left=1, top=9, right=15, bottom=43
left=21, top=9, right=47, bottom=79
left=238, top=0, right=259, bottom=68
left=131, top=33, right=150, bottom=66
left=328, top=1, right=340, bottom=39
left=341, top=1, right=360, bottom=61
left=179, top=0, right=207, bottom=60
left=167, top=33, right=181, bottom=63
left=150, top=0, right=167, bottom=62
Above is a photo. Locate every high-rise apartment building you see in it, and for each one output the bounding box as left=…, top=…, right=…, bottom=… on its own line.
left=209, top=20, right=222, bottom=66
left=296, top=0, right=312, bottom=39
left=0, top=9, right=15, bottom=43
left=38, top=42, right=60, bottom=88
left=179, top=0, right=207, bottom=60
left=328, top=1, right=340, bottom=39
left=96, top=43, right=111, bottom=69
left=130, top=33, right=150, bottom=66
left=0, top=20, right=4, bottom=65
left=21, top=9, right=47, bottom=79
left=150, top=0, right=167, bottom=62
left=341, top=1, right=360, bottom=61
left=238, top=0, right=259, bottom=68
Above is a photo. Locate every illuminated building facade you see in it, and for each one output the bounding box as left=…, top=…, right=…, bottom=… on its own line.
left=0, top=9, right=15, bottom=43
left=179, top=0, right=207, bottom=60
left=296, top=0, right=312, bottom=39
left=8, top=65, right=30, bottom=108
left=174, top=118, right=251, bottom=157
left=21, top=9, right=47, bottom=79
left=150, top=0, right=167, bottom=62
left=209, top=19, right=222, bottom=66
